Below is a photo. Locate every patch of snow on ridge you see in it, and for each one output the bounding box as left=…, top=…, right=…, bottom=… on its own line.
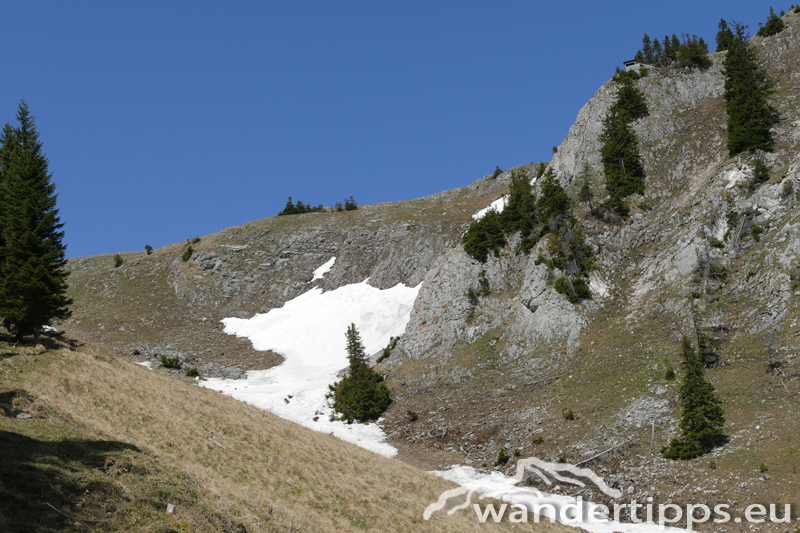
left=472, top=196, right=508, bottom=220
left=432, top=466, right=688, bottom=533
left=202, top=279, right=421, bottom=457
left=311, top=256, right=336, bottom=281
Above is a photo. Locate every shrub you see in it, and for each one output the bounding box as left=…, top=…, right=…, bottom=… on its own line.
left=186, top=368, right=200, bottom=378
left=751, top=224, right=764, bottom=241
left=192, top=237, right=201, bottom=244
left=562, top=408, right=576, bottom=421
left=795, top=6, right=800, bottom=13
left=495, top=448, right=510, bottom=466
left=512, top=449, right=521, bottom=457
left=344, top=196, right=358, bottom=211
left=491, top=166, right=503, bottom=179
left=708, top=264, right=728, bottom=283
left=554, top=277, right=591, bottom=304
left=782, top=181, right=795, bottom=200
left=664, top=361, right=677, bottom=381
left=709, top=237, right=724, bottom=249
left=753, top=159, right=771, bottom=185
left=376, top=336, right=399, bottom=364
left=759, top=462, right=769, bottom=472
left=160, top=355, right=182, bottom=369
left=182, top=246, right=194, bottom=262
left=145, top=244, right=153, bottom=255
left=132, top=349, right=141, bottom=356
left=557, top=457, right=568, bottom=464
left=531, top=435, right=544, bottom=444
left=466, top=287, right=479, bottom=306
left=329, top=324, right=391, bottom=423
left=406, top=410, right=418, bottom=422
left=114, top=254, right=123, bottom=268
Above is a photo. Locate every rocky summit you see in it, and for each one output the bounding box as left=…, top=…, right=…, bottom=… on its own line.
left=63, top=11, right=800, bottom=531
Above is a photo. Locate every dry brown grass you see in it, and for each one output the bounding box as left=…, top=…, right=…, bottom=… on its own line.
left=6, top=342, right=575, bottom=533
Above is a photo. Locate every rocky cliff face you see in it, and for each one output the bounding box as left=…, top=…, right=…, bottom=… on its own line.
left=64, top=11, right=800, bottom=524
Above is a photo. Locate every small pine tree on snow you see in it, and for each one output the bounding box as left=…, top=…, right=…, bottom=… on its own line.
left=662, top=336, right=726, bottom=460
left=329, top=323, right=391, bottom=423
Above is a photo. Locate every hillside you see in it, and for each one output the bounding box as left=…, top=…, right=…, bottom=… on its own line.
left=55, top=9, right=800, bottom=532
left=0, top=335, right=575, bottom=532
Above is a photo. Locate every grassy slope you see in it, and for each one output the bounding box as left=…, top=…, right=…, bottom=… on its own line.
left=0, top=335, right=574, bottom=533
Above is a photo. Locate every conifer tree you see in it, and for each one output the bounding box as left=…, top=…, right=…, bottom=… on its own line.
left=502, top=168, right=538, bottom=238
left=599, top=80, right=646, bottom=216
left=662, top=35, right=673, bottom=63
left=0, top=100, right=72, bottom=342
left=652, top=39, right=663, bottom=65
left=641, top=34, right=653, bottom=64
left=0, top=123, right=17, bottom=285
left=662, top=336, right=726, bottom=459
left=577, top=161, right=597, bottom=214
left=756, top=7, right=785, bottom=37
left=330, top=323, right=391, bottom=423
left=716, top=19, right=735, bottom=52
left=723, top=23, right=776, bottom=156
left=536, top=169, right=571, bottom=232
left=676, top=34, right=712, bottom=69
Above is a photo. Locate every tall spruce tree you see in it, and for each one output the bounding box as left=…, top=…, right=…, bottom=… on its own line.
left=662, top=336, right=726, bottom=459
left=722, top=23, right=775, bottom=156
left=599, top=79, right=646, bottom=216
left=0, top=100, right=72, bottom=342
left=0, top=123, right=17, bottom=288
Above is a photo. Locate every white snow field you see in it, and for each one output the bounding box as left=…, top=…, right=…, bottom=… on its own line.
left=472, top=195, right=508, bottom=220
left=433, top=466, right=687, bottom=532
left=202, top=270, right=421, bottom=457
left=311, top=256, right=336, bottom=281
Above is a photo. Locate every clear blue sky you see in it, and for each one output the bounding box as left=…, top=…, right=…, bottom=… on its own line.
left=0, top=1, right=776, bottom=258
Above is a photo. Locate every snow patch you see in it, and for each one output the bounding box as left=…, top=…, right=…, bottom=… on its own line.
left=472, top=196, right=508, bottom=220
left=724, top=168, right=747, bottom=189
left=135, top=361, right=154, bottom=369
left=311, top=256, right=336, bottom=281
left=202, top=279, right=421, bottom=457
left=433, top=466, right=687, bottom=532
